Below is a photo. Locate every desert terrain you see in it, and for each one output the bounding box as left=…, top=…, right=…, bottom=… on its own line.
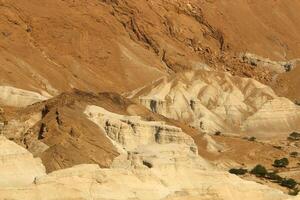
left=1, top=0, right=300, bottom=199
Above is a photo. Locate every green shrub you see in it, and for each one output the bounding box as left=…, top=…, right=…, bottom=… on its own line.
left=229, top=168, right=248, bottom=175
left=281, top=178, right=298, bottom=189
left=273, top=158, right=289, bottom=168
left=265, top=172, right=283, bottom=183
left=250, top=164, right=268, bottom=177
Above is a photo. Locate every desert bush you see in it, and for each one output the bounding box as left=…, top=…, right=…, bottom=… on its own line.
left=281, top=178, right=298, bottom=189
left=250, top=164, right=268, bottom=177
left=273, top=158, right=289, bottom=168
left=229, top=168, right=248, bottom=175
left=265, top=172, right=282, bottom=183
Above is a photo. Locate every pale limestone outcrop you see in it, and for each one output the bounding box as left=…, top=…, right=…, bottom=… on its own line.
left=242, top=98, right=300, bottom=137
left=84, top=105, right=197, bottom=152
left=0, top=86, right=51, bottom=107
left=0, top=136, right=45, bottom=187
left=0, top=100, right=299, bottom=199
left=240, top=53, right=299, bottom=73
left=0, top=137, right=296, bottom=200
left=128, top=70, right=300, bottom=136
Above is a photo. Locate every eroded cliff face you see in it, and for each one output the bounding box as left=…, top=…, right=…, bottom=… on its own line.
left=0, top=91, right=202, bottom=172
left=1, top=0, right=300, bottom=199
left=84, top=105, right=197, bottom=152
left=128, top=70, right=300, bottom=138
left=0, top=133, right=295, bottom=200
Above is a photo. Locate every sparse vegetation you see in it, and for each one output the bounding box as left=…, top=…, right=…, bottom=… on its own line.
left=281, top=178, right=298, bottom=189
left=247, top=163, right=299, bottom=193
left=229, top=168, right=248, bottom=175
left=250, top=164, right=268, bottom=177
left=273, top=158, right=289, bottom=168
left=265, top=172, right=283, bottom=183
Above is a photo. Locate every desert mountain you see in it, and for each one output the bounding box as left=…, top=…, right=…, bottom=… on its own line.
left=1, top=0, right=300, bottom=97
left=1, top=0, right=300, bottom=199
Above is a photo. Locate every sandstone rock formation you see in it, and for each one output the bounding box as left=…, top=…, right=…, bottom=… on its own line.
left=240, top=53, right=299, bottom=73
left=0, top=91, right=201, bottom=172
left=0, top=136, right=296, bottom=200
left=0, top=86, right=51, bottom=107
left=84, top=105, right=197, bottom=152
left=128, top=70, right=300, bottom=138
left=1, top=0, right=300, bottom=199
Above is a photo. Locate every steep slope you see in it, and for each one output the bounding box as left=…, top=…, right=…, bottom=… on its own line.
left=200, top=0, right=300, bottom=60
left=274, top=65, right=300, bottom=101
left=0, top=0, right=166, bottom=95
left=1, top=0, right=300, bottom=97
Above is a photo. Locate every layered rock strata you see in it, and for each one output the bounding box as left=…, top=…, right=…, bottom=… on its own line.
left=128, top=70, right=300, bottom=137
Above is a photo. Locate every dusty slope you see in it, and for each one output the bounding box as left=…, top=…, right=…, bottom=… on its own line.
left=201, top=0, right=300, bottom=60
left=1, top=0, right=300, bottom=96
left=0, top=0, right=166, bottom=95
left=2, top=91, right=125, bottom=172
left=274, top=65, right=300, bottom=101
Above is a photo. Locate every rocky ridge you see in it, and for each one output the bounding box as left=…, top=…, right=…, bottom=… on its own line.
left=1, top=0, right=300, bottom=199
left=128, top=70, right=300, bottom=138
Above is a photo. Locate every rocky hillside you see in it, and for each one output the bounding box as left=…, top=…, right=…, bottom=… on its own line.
left=1, top=0, right=300, bottom=96
left=1, top=0, right=300, bottom=199
left=128, top=69, right=300, bottom=138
